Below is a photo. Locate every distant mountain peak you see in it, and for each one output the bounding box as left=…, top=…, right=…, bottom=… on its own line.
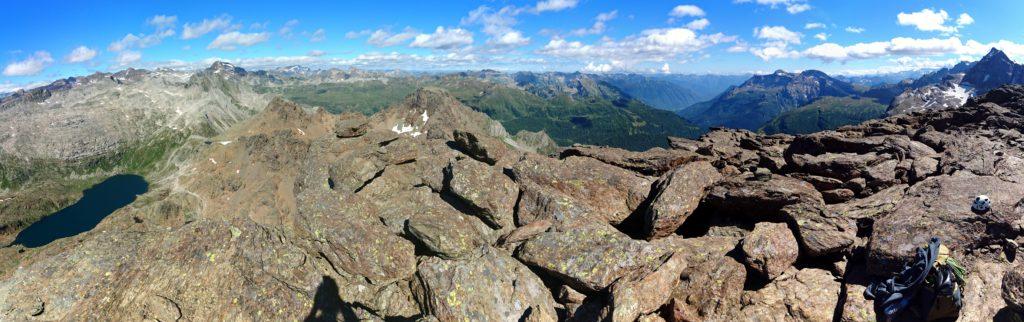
left=206, top=61, right=247, bottom=76
left=983, top=47, right=1009, bottom=61
left=962, top=47, right=1024, bottom=93
left=799, top=70, right=829, bottom=78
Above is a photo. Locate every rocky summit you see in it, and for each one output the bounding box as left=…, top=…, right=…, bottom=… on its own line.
left=2, top=79, right=1024, bottom=321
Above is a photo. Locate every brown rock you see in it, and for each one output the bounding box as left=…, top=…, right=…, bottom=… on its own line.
left=515, top=223, right=661, bottom=293
left=499, top=220, right=552, bottom=245
left=909, top=157, right=939, bottom=182
left=788, top=152, right=877, bottom=181
left=406, top=209, right=486, bottom=259
left=644, top=161, right=721, bottom=239
left=140, top=294, right=182, bottom=322
left=822, top=188, right=855, bottom=204
left=312, top=217, right=417, bottom=285
left=868, top=173, right=1024, bottom=274
left=741, top=222, right=799, bottom=280
left=789, top=173, right=845, bottom=191
left=737, top=268, right=841, bottom=322
left=961, top=261, right=1012, bottom=321
left=827, top=184, right=907, bottom=220
left=1005, top=267, right=1024, bottom=312
left=560, top=144, right=702, bottom=176
left=445, top=157, right=517, bottom=228
left=669, top=256, right=746, bottom=320
left=452, top=129, right=510, bottom=165
left=512, top=154, right=653, bottom=226
left=333, top=113, right=369, bottom=138
left=705, top=175, right=855, bottom=256
left=840, top=284, right=875, bottom=322
left=414, top=247, right=558, bottom=321
left=611, top=251, right=688, bottom=321
left=557, top=285, right=587, bottom=304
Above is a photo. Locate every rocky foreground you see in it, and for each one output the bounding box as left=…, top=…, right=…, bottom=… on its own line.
left=2, top=85, right=1024, bottom=321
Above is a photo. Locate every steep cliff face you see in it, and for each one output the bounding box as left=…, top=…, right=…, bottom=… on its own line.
left=2, top=84, right=1023, bottom=321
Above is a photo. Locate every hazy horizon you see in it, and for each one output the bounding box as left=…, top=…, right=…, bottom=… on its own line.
left=3, top=0, right=1020, bottom=91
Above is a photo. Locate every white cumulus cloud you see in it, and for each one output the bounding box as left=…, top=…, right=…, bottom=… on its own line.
left=182, top=15, right=233, bottom=39
left=805, top=23, right=825, bottom=29
left=489, top=31, right=530, bottom=47
left=207, top=31, right=270, bottom=50
left=66, top=46, right=97, bottom=63
left=115, top=50, right=142, bottom=67
left=897, top=8, right=969, bottom=33
left=410, top=27, right=474, bottom=49
left=686, top=18, right=710, bottom=31
left=147, top=15, right=178, bottom=30
left=956, top=13, right=974, bottom=26
left=736, top=0, right=811, bottom=15
left=754, top=26, right=801, bottom=44
left=801, top=36, right=1024, bottom=63
left=3, top=51, right=53, bottom=76
left=786, top=3, right=811, bottom=14
left=538, top=27, right=735, bottom=66
left=535, top=0, right=578, bottom=13
left=845, top=26, right=865, bottom=33
left=669, top=5, right=705, bottom=17
left=366, top=28, right=419, bottom=47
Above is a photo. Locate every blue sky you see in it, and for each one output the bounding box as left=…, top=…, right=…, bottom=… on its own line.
left=2, top=0, right=1023, bottom=91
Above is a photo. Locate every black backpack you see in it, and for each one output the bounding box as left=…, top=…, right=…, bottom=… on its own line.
left=865, top=237, right=967, bottom=321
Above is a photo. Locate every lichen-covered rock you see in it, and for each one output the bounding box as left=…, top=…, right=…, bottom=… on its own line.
left=513, top=154, right=653, bottom=225
left=827, top=184, right=908, bottom=221
left=669, top=256, right=746, bottom=320
left=560, top=144, right=702, bottom=176
left=515, top=223, right=662, bottom=292
left=741, top=222, right=799, bottom=280
left=961, top=261, right=1012, bottom=321
left=868, top=173, right=1024, bottom=274
left=840, top=284, right=875, bottom=322
left=610, top=251, right=688, bottom=321
left=452, top=129, right=510, bottom=165
left=499, top=219, right=552, bottom=245
left=406, top=209, right=486, bottom=259
left=311, top=215, right=417, bottom=285
left=1006, top=267, right=1024, bottom=312
left=414, top=247, right=557, bottom=321
left=788, top=152, right=878, bottom=181
left=705, top=174, right=855, bottom=256
left=444, top=157, right=517, bottom=228
left=736, top=268, right=842, bottom=322
left=644, top=161, right=721, bottom=239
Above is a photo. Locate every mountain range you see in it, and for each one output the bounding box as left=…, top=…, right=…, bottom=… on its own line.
left=3, top=62, right=1024, bottom=320
left=679, top=69, right=861, bottom=130
left=674, top=48, right=1024, bottom=134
